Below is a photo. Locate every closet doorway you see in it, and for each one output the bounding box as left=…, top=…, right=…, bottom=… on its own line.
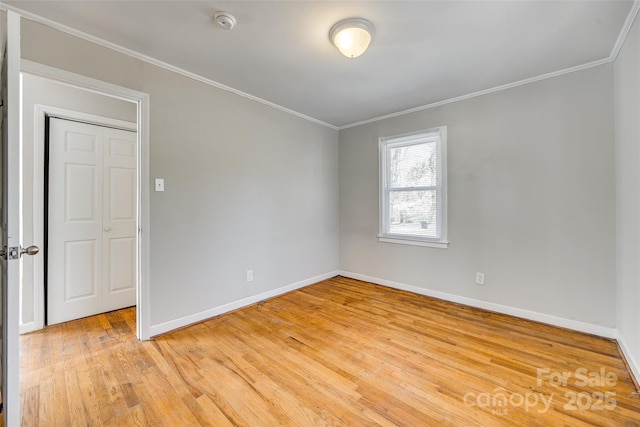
left=47, top=116, right=137, bottom=324
left=21, top=62, right=151, bottom=340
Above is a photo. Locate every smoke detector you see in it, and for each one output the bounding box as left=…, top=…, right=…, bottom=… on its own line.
left=214, top=12, right=236, bottom=30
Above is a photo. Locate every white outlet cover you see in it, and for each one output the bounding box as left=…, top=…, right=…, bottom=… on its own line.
left=155, top=178, right=164, bottom=192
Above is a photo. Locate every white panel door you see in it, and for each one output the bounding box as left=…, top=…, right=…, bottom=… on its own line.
left=48, top=118, right=136, bottom=325
left=102, top=131, right=137, bottom=312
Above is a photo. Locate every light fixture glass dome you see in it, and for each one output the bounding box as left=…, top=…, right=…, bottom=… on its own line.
left=330, top=18, right=375, bottom=59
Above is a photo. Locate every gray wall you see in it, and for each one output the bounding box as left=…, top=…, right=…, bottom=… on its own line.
left=339, top=64, right=616, bottom=328
left=19, top=15, right=622, bottom=342
left=614, top=14, right=640, bottom=376
left=21, top=19, right=339, bottom=329
left=21, top=73, right=137, bottom=329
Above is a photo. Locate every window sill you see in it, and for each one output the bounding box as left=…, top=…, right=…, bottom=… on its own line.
left=378, top=236, right=449, bottom=249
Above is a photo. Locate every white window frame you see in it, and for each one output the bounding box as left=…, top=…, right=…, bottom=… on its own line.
left=378, top=127, right=448, bottom=248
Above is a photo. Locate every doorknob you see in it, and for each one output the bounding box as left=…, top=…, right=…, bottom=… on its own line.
left=0, top=245, right=38, bottom=260
left=104, top=227, right=111, bottom=232
left=21, top=245, right=40, bottom=256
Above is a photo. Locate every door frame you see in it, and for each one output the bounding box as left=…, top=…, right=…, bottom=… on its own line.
left=22, top=60, right=151, bottom=340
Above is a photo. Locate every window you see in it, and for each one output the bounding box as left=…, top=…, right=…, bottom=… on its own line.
left=379, top=127, right=448, bottom=248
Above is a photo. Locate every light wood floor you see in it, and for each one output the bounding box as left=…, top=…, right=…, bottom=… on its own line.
left=20, top=276, right=640, bottom=426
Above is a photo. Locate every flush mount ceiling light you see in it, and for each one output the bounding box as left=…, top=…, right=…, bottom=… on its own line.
left=214, top=11, right=236, bottom=30
left=329, top=18, right=375, bottom=59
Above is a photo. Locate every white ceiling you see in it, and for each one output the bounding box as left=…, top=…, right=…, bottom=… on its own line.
left=6, top=1, right=636, bottom=128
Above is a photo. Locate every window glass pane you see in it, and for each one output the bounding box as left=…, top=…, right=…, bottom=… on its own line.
left=389, top=142, right=436, bottom=188
left=389, top=190, right=438, bottom=237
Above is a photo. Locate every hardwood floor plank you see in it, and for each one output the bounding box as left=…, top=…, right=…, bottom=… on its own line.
left=20, top=386, right=39, bottom=427
left=75, top=358, right=103, bottom=426
left=36, top=374, right=55, bottom=427
left=62, top=358, right=90, bottom=427
left=51, top=363, right=71, bottom=427
left=127, top=375, right=165, bottom=426
left=193, top=394, right=236, bottom=427
left=138, top=367, right=202, bottom=427
left=19, top=276, right=640, bottom=425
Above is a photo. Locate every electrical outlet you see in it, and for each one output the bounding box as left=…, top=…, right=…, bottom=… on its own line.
left=476, top=272, right=485, bottom=285
left=246, top=270, right=253, bottom=282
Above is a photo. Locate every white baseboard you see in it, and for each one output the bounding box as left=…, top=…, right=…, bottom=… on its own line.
left=149, top=271, right=339, bottom=337
left=338, top=271, right=617, bottom=339
left=616, top=333, right=640, bottom=388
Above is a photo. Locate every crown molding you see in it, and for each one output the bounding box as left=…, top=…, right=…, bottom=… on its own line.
left=3, top=3, right=339, bottom=131
left=338, top=57, right=612, bottom=130
left=339, top=0, right=640, bottom=130
left=610, top=0, right=640, bottom=62
left=4, top=1, right=639, bottom=132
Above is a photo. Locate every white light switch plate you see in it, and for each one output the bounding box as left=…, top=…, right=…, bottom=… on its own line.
left=155, top=178, right=165, bottom=192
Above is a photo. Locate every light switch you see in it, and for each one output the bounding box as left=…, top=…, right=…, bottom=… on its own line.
left=155, top=178, right=165, bottom=192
